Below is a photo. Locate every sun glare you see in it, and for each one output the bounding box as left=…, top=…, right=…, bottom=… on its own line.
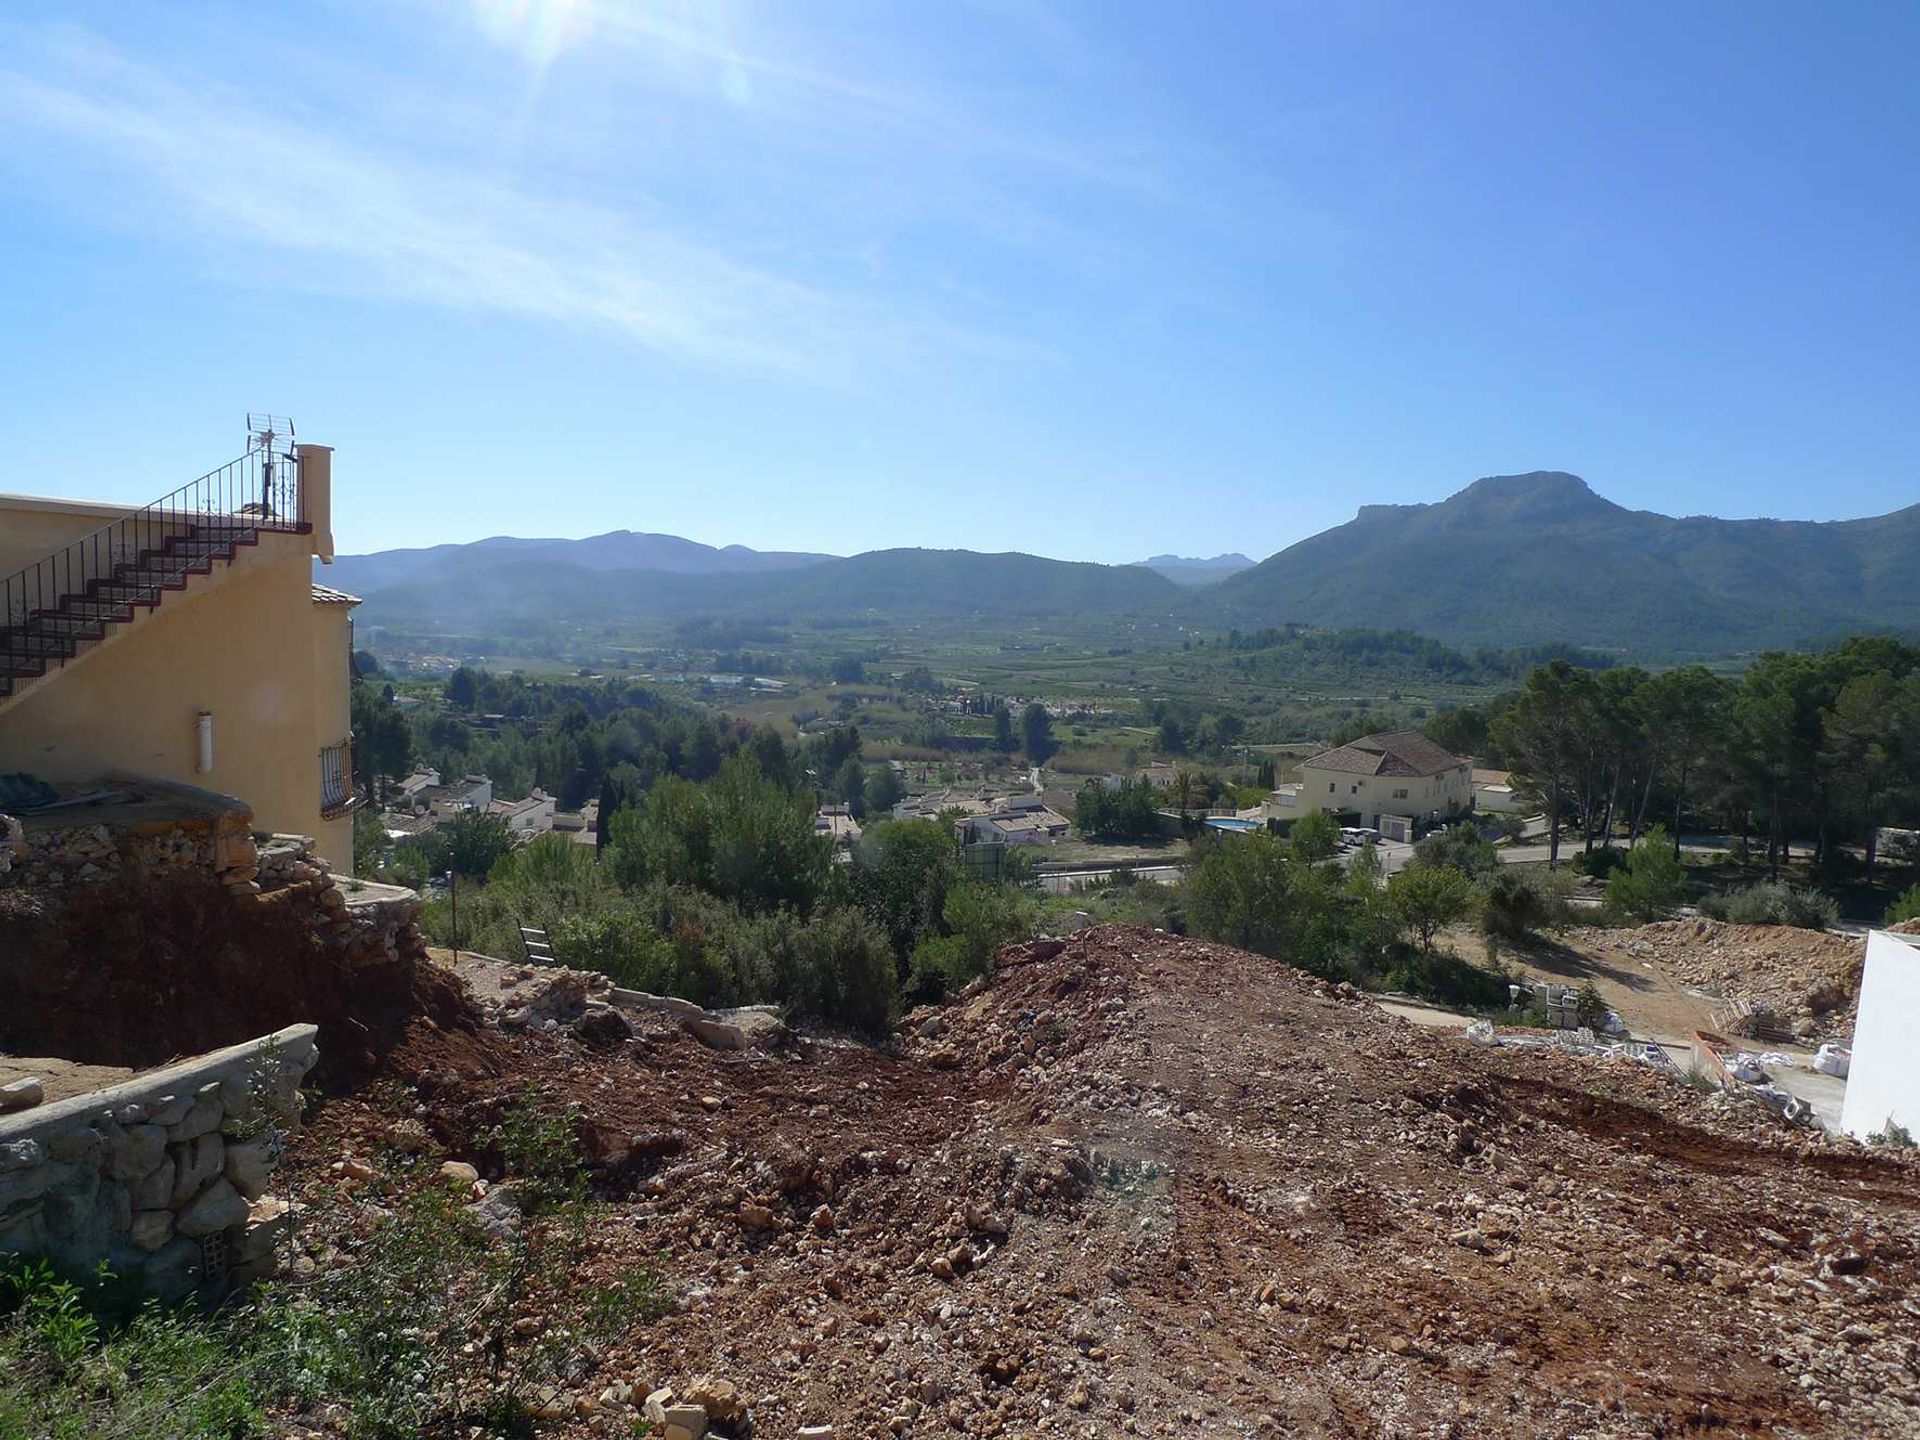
left=470, top=0, right=591, bottom=69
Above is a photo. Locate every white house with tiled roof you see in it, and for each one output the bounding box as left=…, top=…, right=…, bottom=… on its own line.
left=1296, top=730, right=1472, bottom=830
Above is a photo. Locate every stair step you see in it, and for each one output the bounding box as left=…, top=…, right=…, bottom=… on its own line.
left=112, top=566, right=193, bottom=589
left=1, top=511, right=258, bottom=700
left=27, top=614, right=109, bottom=637
left=50, top=599, right=135, bottom=622
left=86, top=581, right=163, bottom=601
left=3, top=630, right=77, bottom=654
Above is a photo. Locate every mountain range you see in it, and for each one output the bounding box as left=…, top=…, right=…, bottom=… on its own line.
left=1132, top=553, right=1255, bottom=584
left=333, top=473, right=1920, bottom=656
left=326, top=530, right=830, bottom=595
left=1212, top=472, right=1920, bottom=651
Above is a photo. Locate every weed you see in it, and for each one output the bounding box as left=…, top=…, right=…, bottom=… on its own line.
left=1868, top=1119, right=1916, bottom=1149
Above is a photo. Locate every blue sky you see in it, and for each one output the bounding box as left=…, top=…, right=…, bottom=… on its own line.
left=1, top=2, right=1916, bottom=561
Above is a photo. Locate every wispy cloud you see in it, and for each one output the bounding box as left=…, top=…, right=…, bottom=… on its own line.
left=0, top=30, right=927, bottom=381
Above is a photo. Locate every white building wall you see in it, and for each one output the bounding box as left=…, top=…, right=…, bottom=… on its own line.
left=1839, top=930, right=1920, bottom=1141
left=1297, top=764, right=1472, bottom=825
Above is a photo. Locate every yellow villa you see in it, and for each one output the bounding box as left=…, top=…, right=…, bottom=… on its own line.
left=0, top=429, right=361, bottom=868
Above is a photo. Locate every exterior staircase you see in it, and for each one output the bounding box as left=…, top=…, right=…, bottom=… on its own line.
left=1, top=448, right=307, bottom=704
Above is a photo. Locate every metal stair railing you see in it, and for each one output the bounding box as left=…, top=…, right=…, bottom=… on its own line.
left=1, top=447, right=306, bottom=689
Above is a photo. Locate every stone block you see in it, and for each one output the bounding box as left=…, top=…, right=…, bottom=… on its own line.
left=131, top=1156, right=176, bottom=1210
left=142, top=1236, right=205, bottom=1302
left=41, top=1172, right=100, bottom=1240
left=235, top=1197, right=301, bottom=1262
left=224, top=1139, right=274, bottom=1200
left=101, top=1179, right=132, bottom=1236
left=106, top=1125, right=167, bottom=1182
left=0, top=1138, right=44, bottom=1170
left=168, top=1086, right=226, bottom=1142
left=147, top=1094, right=191, bottom=1128
left=130, top=1209, right=174, bottom=1252
left=47, top=1126, right=104, bottom=1164
left=642, top=1388, right=676, bottom=1425
left=170, top=1134, right=225, bottom=1206
left=175, top=1178, right=248, bottom=1237
left=0, top=1077, right=44, bottom=1111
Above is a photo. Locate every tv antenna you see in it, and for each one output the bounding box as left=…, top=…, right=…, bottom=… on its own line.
left=246, top=414, right=296, bottom=517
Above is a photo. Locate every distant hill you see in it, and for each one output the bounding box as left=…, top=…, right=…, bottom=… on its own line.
left=335, top=478, right=1920, bottom=656
left=326, top=530, right=833, bottom=596
left=1209, top=472, right=1920, bottom=654
left=351, top=546, right=1188, bottom=632
left=1133, top=553, right=1256, bottom=585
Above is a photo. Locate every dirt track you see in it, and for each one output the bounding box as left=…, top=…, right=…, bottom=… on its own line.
left=1486, top=919, right=1865, bottom=1044
left=290, top=926, right=1920, bottom=1437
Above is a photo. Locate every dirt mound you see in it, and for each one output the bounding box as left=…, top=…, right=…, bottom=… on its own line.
left=1576, top=919, right=1864, bottom=1040
left=0, top=871, right=491, bottom=1087
left=286, top=926, right=1920, bottom=1437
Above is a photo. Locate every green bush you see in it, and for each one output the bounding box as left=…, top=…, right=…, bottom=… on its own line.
left=1379, top=948, right=1512, bottom=1009
left=0, top=1259, right=262, bottom=1440
left=1604, top=827, right=1688, bottom=922
left=1187, top=832, right=1359, bottom=978
left=552, top=898, right=740, bottom=1009
left=604, top=757, right=829, bottom=914
left=1573, top=846, right=1627, bottom=880
left=907, top=882, right=1035, bottom=1002
left=1711, top=881, right=1841, bottom=929
left=1869, top=1119, right=1916, bottom=1149
left=1412, top=827, right=1500, bottom=880
left=764, top=906, right=899, bottom=1036
left=1288, top=810, right=1340, bottom=863
left=1480, top=867, right=1550, bottom=942
left=489, top=1087, right=589, bottom=1218
left=1885, top=884, right=1920, bottom=926
left=1387, top=864, right=1475, bottom=950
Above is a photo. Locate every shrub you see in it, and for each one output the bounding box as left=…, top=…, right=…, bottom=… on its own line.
left=1573, top=846, right=1627, bottom=880
left=766, top=906, right=899, bottom=1036
left=1869, top=1119, right=1916, bottom=1149
left=1412, top=827, right=1499, bottom=880
left=553, top=899, right=739, bottom=1008
left=1388, top=864, right=1475, bottom=950
left=1288, top=811, right=1340, bottom=863
left=1714, top=881, right=1840, bottom=930
left=1479, top=868, right=1550, bottom=942
left=1604, top=827, right=1688, bottom=922
left=1886, top=884, right=1920, bottom=926
left=490, top=1087, right=588, bottom=1218
left=907, top=882, right=1034, bottom=1003
left=1187, top=832, right=1357, bottom=978
left=0, top=1259, right=262, bottom=1440
left=1378, top=948, right=1511, bottom=1009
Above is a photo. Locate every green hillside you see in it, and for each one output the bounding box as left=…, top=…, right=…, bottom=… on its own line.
left=1209, top=472, right=1920, bottom=655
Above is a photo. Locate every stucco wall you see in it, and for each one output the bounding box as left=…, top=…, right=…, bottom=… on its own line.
left=1299, top=764, right=1473, bottom=824
left=0, top=495, right=154, bottom=581
left=1839, top=930, right=1920, bottom=1140
left=0, top=534, right=354, bottom=868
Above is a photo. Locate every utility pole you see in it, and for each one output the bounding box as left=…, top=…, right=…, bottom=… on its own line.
left=445, top=869, right=459, bottom=962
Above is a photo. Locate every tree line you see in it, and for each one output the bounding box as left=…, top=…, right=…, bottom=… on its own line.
left=1456, top=635, right=1920, bottom=872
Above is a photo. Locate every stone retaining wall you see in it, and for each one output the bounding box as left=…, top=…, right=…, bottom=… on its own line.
left=0, top=1025, right=317, bottom=1298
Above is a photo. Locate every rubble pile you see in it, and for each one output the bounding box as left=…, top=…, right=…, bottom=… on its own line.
left=1577, top=919, right=1864, bottom=1039
left=284, top=926, right=1920, bottom=1437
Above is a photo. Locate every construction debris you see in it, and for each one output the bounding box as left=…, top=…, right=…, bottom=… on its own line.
left=280, top=925, right=1920, bottom=1438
